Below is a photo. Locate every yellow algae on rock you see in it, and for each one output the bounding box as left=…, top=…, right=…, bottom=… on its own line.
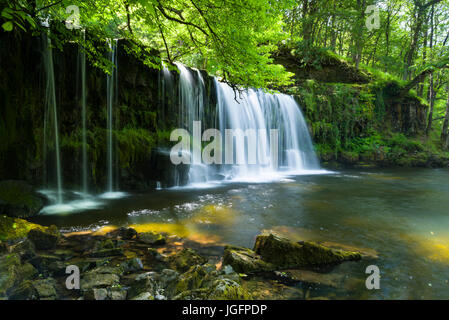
left=191, top=205, right=239, bottom=227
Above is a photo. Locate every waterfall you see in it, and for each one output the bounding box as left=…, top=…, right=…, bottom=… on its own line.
left=79, top=32, right=88, bottom=195
left=174, top=64, right=321, bottom=186
left=176, top=64, right=210, bottom=185
left=106, top=40, right=118, bottom=193
left=42, top=35, right=63, bottom=203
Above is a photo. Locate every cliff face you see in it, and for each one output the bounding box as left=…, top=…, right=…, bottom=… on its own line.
left=0, top=32, right=218, bottom=190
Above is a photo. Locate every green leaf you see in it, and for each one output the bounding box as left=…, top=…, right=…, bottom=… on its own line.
left=2, top=21, right=13, bottom=32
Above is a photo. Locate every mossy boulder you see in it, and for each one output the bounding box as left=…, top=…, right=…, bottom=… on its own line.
left=253, top=234, right=362, bottom=269
left=27, top=225, right=60, bottom=250
left=222, top=245, right=275, bottom=274
left=0, top=181, right=45, bottom=218
left=174, top=264, right=251, bottom=300
left=0, top=215, right=45, bottom=242
left=168, top=248, right=207, bottom=273
left=0, top=253, right=38, bottom=297
left=138, top=231, right=166, bottom=245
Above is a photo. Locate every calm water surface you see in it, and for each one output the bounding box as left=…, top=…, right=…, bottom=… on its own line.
left=33, top=168, right=449, bottom=299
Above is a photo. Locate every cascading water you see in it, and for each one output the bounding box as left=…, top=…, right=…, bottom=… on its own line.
left=176, top=63, right=210, bottom=185
left=175, top=64, right=323, bottom=186
left=79, top=32, right=88, bottom=195
left=100, top=40, right=126, bottom=199
left=42, top=35, right=63, bottom=203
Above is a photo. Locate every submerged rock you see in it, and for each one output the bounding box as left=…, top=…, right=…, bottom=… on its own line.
left=253, top=234, right=362, bottom=269
left=0, top=181, right=45, bottom=219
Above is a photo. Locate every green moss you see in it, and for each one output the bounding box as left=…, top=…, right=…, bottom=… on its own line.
left=253, top=234, right=361, bottom=268
left=0, top=215, right=45, bottom=241
left=0, top=181, right=37, bottom=208
left=168, top=248, right=208, bottom=273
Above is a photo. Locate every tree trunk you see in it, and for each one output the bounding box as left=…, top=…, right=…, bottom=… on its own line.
left=441, top=87, right=449, bottom=148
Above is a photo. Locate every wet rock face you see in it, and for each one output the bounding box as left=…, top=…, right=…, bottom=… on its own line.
left=0, top=181, right=45, bottom=218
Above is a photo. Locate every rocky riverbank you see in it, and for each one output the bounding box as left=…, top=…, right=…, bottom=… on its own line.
left=0, top=216, right=368, bottom=300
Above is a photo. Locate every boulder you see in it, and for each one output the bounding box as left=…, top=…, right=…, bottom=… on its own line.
left=0, top=215, right=45, bottom=241
left=222, top=245, right=274, bottom=273
left=0, top=253, right=37, bottom=297
left=80, top=270, right=120, bottom=291
left=121, top=257, right=144, bottom=274
left=174, top=264, right=250, bottom=300
left=27, top=225, right=60, bottom=250
left=0, top=181, right=45, bottom=218
left=7, top=280, right=38, bottom=300
left=168, top=248, right=207, bottom=273
left=127, top=269, right=179, bottom=299
left=253, top=234, right=362, bottom=269
left=138, top=231, right=166, bottom=245
left=117, top=227, right=138, bottom=240
left=10, top=239, right=36, bottom=260
left=131, top=292, right=154, bottom=300
left=32, top=278, right=58, bottom=299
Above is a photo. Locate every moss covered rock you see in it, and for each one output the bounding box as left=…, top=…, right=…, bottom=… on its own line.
left=0, top=253, right=38, bottom=297
left=222, top=245, right=275, bottom=274
left=27, top=225, right=60, bottom=250
left=0, top=215, right=45, bottom=241
left=174, top=264, right=251, bottom=300
left=138, top=231, right=166, bottom=245
left=168, top=248, right=207, bottom=273
left=0, top=181, right=45, bottom=218
left=254, top=234, right=361, bottom=268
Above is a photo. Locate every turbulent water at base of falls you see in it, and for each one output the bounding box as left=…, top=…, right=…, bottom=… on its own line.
left=170, top=64, right=323, bottom=187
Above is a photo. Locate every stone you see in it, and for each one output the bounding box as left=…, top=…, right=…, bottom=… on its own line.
left=109, top=288, right=127, bottom=300
left=84, top=288, right=108, bottom=300
left=131, top=292, right=154, bottom=300
left=27, top=225, right=60, bottom=250
left=253, top=234, right=362, bottom=269
left=0, top=253, right=37, bottom=296
left=0, top=181, right=45, bottom=218
left=222, top=245, right=274, bottom=273
left=274, top=270, right=343, bottom=288
left=89, top=248, right=124, bottom=258
left=127, top=272, right=158, bottom=299
left=0, top=215, right=44, bottom=242
left=10, top=239, right=35, bottom=260
left=117, top=227, right=137, bottom=240
left=32, top=278, right=57, bottom=299
left=121, top=257, right=143, bottom=273
left=168, top=248, right=207, bottom=273
left=8, top=280, right=38, bottom=300
left=138, top=231, right=166, bottom=245
left=80, top=272, right=120, bottom=290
